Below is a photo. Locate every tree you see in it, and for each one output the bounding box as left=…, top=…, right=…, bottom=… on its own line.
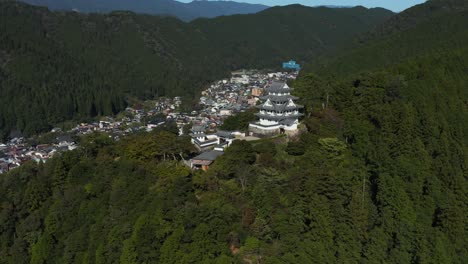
left=211, top=140, right=256, bottom=178
left=286, top=141, right=305, bottom=156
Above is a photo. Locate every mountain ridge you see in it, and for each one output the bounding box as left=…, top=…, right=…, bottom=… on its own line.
left=17, top=0, right=270, bottom=21
left=305, top=0, right=468, bottom=76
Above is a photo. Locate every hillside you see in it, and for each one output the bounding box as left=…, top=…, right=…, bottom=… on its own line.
left=19, top=0, right=269, bottom=21
left=191, top=5, right=394, bottom=69
left=306, top=0, right=468, bottom=76
left=0, top=1, right=393, bottom=138
left=370, top=0, right=468, bottom=37
left=1, top=18, right=467, bottom=264
left=0, top=0, right=467, bottom=262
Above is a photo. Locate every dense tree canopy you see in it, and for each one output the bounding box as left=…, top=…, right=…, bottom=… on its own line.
left=219, top=110, right=256, bottom=132
left=0, top=0, right=467, bottom=263
left=306, top=0, right=468, bottom=77
left=1, top=48, right=466, bottom=263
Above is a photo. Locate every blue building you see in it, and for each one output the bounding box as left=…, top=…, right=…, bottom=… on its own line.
left=282, top=60, right=301, bottom=71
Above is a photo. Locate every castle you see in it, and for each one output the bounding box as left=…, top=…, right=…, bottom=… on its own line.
left=249, top=81, right=303, bottom=136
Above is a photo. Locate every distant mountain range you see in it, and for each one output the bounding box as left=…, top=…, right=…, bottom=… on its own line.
left=318, top=5, right=353, bottom=8
left=18, top=0, right=270, bottom=21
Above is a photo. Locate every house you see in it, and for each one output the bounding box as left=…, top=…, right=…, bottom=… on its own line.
left=190, top=126, right=218, bottom=151
left=219, top=109, right=233, bottom=116
left=251, top=87, right=263, bottom=97
left=99, top=121, right=111, bottom=129
left=190, top=150, right=224, bottom=171
left=213, top=131, right=235, bottom=151
left=0, top=162, right=8, bottom=174
left=246, top=98, right=257, bottom=106
left=147, top=121, right=165, bottom=130
left=55, top=135, right=74, bottom=146
left=231, top=74, right=250, bottom=85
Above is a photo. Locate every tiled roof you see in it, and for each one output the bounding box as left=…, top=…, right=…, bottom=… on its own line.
left=191, top=125, right=206, bottom=133
left=260, top=95, right=299, bottom=102
left=191, top=160, right=214, bottom=166
left=265, top=82, right=292, bottom=93
left=255, top=113, right=303, bottom=120
left=216, top=131, right=234, bottom=138
left=192, top=150, right=224, bottom=161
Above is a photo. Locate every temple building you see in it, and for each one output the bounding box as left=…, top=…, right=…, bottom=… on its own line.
left=249, top=82, right=303, bottom=136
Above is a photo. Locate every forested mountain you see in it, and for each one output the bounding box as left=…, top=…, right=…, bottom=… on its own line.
left=0, top=0, right=467, bottom=263
left=185, top=0, right=269, bottom=20
left=307, top=0, right=468, bottom=76
left=19, top=0, right=269, bottom=21
left=370, top=0, right=468, bottom=37
left=0, top=1, right=393, bottom=138
left=191, top=5, right=393, bottom=69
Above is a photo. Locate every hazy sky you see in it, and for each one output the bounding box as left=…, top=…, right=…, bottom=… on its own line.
left=179, top=0, right=427, bottom=12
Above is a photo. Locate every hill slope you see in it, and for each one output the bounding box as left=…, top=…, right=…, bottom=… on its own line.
left=370, top=0, right=468, bottom=37
left=293, top=2, right=468, bottom=260
left=306, top=0, right=468, bottom=76
left=0, top=1, right=393, bottom=138
left=191, top=5, right=394, bottom=69
left=0, top=1, right=466, bottom=262
left=19, top=0, right=269, bottom=21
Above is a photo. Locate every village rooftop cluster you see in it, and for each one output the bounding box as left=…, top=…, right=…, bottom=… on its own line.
left=0, top=69, right=299, bottom=174
left=195, top=70, right=298, bottom=129
left=0, top=135, right=77, bottom=174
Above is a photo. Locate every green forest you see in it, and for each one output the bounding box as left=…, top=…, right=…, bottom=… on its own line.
left=0, top=0, right=467, bottom=263
left=0, top=1, right=392, bottom=138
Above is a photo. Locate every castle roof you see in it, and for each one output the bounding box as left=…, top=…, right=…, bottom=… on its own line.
left=265, top=82, right=292, bottom=93
left=256, top=104, right=302, bottom=111
left=279, top=118, right=297, bottom=126
left=255, top=113, right=304, bottom=120
left=260, top=94, right=299, bottom=102
left=256, top=98, right=303, bottom=111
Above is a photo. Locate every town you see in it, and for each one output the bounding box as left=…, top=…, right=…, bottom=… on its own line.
left=0, top=62, right=302, bottom=174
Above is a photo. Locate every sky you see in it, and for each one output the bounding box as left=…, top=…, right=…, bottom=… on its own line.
left=179, top=0, right=427, bottom=12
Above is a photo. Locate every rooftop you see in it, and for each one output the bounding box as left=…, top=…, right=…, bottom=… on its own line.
left=192, top=150, right=224, bottom=161
left=216, top=130, right=234, bottom=139
left=260, top=94, right=299, bottom=102
left=255, top=113, right=304, bottom=120
left=265, top=82, right=292, bottom=93
left=256, top=102, right=303, bottom=112
left=191, top=125, right=206, bottom=133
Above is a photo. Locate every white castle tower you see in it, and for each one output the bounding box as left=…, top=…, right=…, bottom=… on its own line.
left=249, top=81, right=303, bottom=136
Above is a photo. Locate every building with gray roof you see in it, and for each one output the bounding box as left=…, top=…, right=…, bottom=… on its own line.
left=190, top=150, right=224, bottom=171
